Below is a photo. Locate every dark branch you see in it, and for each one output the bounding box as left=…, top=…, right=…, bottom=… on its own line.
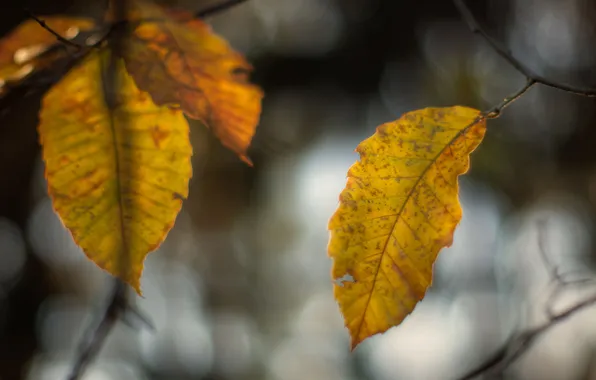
left=449, top=28, right=596, bottom=378
left=456, top=292, right=596, bottom=380
left=453, top=0, right=596, bottom=97
left=0, top=12, right=112, bottom=108
left=66, top=282, right=154, bottom=380
left=483, top=78, right=535, bottom=119
left=67, top=280, right=127, bottom=380
left=457, top=78, right=536, bottom=137
left=455, top=220, right=596, bottom=379
left=0, top=28, right=105, bottom=110
left=23, top=10, right=84, bottom=50
left=195, top=0, right=248, bottom=18
left=536, top=219, right=562, bottom=283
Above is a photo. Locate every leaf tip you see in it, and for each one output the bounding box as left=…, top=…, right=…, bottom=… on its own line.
left=240, top=154, right=254, bottom=167
left=349, top=329, right=373, bottom=351
left=133, top=284, right=143, bottom=297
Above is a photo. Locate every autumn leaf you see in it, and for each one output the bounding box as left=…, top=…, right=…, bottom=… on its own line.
left=328, top=106, right=486, bottom=349
left=38, top=50, right=192, bottom=293
left=0, top=17, right=94, bottom=94
left=120, top=0, right=263, bottom=164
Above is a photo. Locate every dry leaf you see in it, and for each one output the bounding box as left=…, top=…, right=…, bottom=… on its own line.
left=122, top=0, right=263, bottom=164
left=328, top=106, right=486, bottom=349
left=38, top=50, right=192, bottom=293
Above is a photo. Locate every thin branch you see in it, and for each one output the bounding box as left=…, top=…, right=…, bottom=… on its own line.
left=447, top=32, right=596, bottom=379
left=195, top=0, right=248, bottom=18
left=67, top=280, right=127, bottom=380
left=453, top=0, right=596, bottom=97
left=457, top=78, right=536, bottom=136
left=483, top=78, right=536, bottom=119
left=455, top=221, right=596, bottom=379
left=536, top=219, right=562, bottom=283
left=0, top=16, right=110, bottom=108
left=66, top=280, right=153, bottom=380
left=23, top=10, right=84, bottom=50
left=456, top=292, right=596, bottom=380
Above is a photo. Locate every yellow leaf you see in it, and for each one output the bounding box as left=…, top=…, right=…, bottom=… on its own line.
left=121, top=0, right=263, bottom=164
left=328, top=106, right=486, bottom=349
left=38, top=50, right=192, bottom=293
left=0, top=17, right=94, bottom=92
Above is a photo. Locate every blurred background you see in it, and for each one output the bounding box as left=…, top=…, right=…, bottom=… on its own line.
left=1, top=0, right=596, bottom=379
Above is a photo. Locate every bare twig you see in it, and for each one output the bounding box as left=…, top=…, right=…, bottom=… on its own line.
left=66, top=280, right=154, bottom=380
left=536, top=220, right=596, bottom=318
left=23, top=10, right=84, bottom=50
left=195, top=0, right=248, bottom=18
left=0, top=19, right=107, bottom=109
left=456, top=292, right=596, bottom=380
left=453, top=0, right=596, bottom=97
left=456, top=78, right=536, bottom=137
left=483, top=77, right=535, bottom=119
left=536, top=219, right=562, bottom=283
left=451, top=4, right=596, bottom=373
left=67, top=280, right=127, bottom=380
left=455, top=221, right=596, bottom=379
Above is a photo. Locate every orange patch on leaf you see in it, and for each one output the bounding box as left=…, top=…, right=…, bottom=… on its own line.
left=151, top=125, right=170, bottom=148
left=121, top=0, right=263, bottom=164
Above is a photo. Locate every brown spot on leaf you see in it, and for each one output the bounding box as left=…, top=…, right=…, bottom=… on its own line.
left=151, top=125, right=170, bottom=148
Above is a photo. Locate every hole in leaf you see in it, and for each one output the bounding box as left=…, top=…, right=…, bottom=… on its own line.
left=334, top=273, right=355, bottom=287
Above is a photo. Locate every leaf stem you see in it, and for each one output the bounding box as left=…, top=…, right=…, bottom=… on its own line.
left=461, top=78, right=536, bottom=133
left=453, top=0, right=596, bottom=97
left=484, top=78, right=536, bottom=119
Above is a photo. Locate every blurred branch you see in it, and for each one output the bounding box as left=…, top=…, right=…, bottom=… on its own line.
left=0, top=13, right=108, bottom=110
left=455, top=220, right=596, bottom=380
left=67, top=280, right=127, bottom=380
left=453, top=0, right=596, bottom=97
left=195, top=0, right=248, bottom=18
left=67, top=279, right=152, bottom=380
left=536, top=219, right=562, bottom=283
left=456, top=293, right=596, bottom=380
left=537, top=219, right=596, bottom=318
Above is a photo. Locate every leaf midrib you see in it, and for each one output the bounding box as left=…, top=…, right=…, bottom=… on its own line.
left=353, top=118, right=479, bottom=343
left=101, top=55, right=129, bottom=279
